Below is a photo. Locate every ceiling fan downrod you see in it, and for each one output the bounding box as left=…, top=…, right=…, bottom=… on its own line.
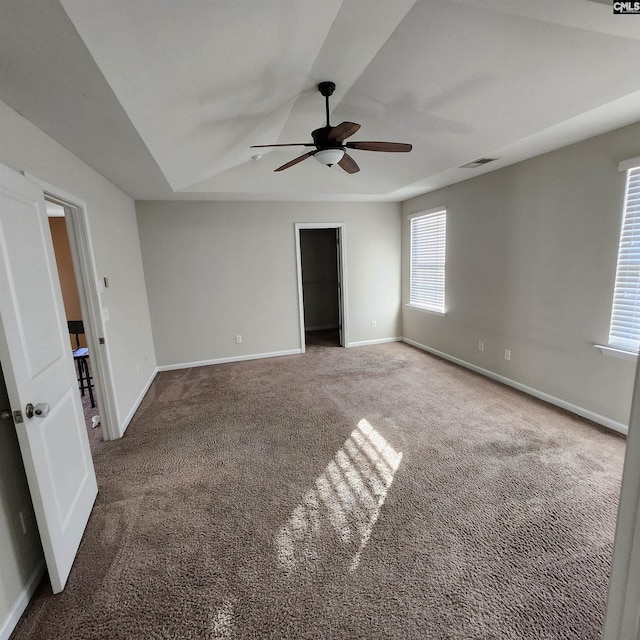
left=318, top=81, right=336, bottom=128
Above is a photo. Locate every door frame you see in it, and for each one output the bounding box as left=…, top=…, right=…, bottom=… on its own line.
left=25, top=174, right=119, bottom=441
left=295, top=222, right=348, bottom=353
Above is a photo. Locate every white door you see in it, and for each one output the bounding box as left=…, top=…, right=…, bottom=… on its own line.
left=0, top=163, right=97, bottom=593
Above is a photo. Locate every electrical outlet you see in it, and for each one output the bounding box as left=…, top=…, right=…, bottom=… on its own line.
left=504, top=349, right=511, bottom=361
left=478, top=341, right=484, bottom=352
left=371, top=321, right=377, bottom=329
left=235, top=335, right=242, bottom=344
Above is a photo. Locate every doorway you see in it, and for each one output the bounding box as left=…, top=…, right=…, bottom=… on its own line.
left=46, top=199, right=102, bottom=452
left=29, top=174, right=118, bottom=443
left=295, top=223, right=348, bottom=351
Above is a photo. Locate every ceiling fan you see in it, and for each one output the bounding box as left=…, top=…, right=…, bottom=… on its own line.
left=250, top=81, right=412, bottom=174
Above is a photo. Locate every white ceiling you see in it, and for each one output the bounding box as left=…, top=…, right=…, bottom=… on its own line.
left=2, top=0, right=640, bottom=202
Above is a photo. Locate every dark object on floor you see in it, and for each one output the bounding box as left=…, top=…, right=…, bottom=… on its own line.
left=68, top=319, right=95, bottom=408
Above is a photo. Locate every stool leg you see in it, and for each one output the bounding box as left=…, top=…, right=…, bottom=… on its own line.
left=86, top=360, right=95, bottom=408
left=74, top=356, right=96, bottom=408
left=76, top=357, right=85, bottom=396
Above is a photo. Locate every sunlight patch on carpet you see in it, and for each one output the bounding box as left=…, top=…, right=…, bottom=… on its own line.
left=275, top=419, right=402, bottom=575
left=209, top=597, right=236, bottom=639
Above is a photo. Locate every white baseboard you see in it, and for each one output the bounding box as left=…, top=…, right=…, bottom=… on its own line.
left=157, top=349, right=302, bottom=372
left=119, top=367, right=158, bottom=436
left=402, top=337, right=628, bottom=436
left=0, top=560, right=45, bottom=640
left=347, top=337, right=402, bottom=348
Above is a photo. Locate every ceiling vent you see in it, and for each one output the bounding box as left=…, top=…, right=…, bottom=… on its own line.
left=459, top=158, right=498, bottom=169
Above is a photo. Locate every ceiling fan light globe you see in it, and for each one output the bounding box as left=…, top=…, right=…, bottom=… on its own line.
left=314, top=148, right=345, bottom=167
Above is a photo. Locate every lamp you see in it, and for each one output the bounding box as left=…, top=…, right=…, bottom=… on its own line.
left=314, top=148, right=345, bottom=167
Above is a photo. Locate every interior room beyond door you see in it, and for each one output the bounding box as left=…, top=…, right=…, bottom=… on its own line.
left=47, top=203, right=102, bottom=450
left=300, top=228, right=341, bottom=348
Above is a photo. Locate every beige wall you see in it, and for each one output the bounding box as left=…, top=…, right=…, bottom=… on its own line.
left=48, top=217, right=86, bottom=349
left=402, top=121, right=640, bottom=428
left=49, top=217, right=81, bottom=321
left=136, top=201, right=402, bottom=366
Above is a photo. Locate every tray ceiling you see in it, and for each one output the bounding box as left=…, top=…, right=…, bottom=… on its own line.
left=2, top=0, right=640, bottom=201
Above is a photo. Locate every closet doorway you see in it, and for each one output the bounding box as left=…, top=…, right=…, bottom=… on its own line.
left=295, top=223, right=348, bottom=351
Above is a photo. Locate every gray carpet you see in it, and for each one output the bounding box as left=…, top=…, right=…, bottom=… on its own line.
left=80, top=384, right=102, bottom=454
left=12, top=342, right=625, bottom=639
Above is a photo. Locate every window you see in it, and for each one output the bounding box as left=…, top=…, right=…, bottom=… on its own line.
left=609, top=162, right=640, bottom=352
left=409, top=208, right=446, bottom=313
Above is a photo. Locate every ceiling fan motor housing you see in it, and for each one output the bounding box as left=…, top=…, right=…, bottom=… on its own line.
left=312, top=125, right=345, bottom=167
left=312, top=126, right=344, bottom=151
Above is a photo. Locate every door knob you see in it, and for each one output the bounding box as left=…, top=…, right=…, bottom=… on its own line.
left=25, top=403, right=51, bottom=419
left=0, top=409, right=12, bottom=421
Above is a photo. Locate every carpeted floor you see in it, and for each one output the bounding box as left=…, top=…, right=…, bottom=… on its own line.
left=305, top=328, right=341, bottom=348
left=12, top=342, right=625, bottom=639
left=80, top=384, right=102, bottom=454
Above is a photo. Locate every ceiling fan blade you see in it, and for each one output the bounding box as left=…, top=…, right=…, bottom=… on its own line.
left=328, top=122, right=361, bottom=142
left=346, top=141, right=412, bottom=152
left=274, top=151, right=315, bottom=172
left=338, top=153, right=360, bottom=174
left=250, top=143, right=314, bottom=148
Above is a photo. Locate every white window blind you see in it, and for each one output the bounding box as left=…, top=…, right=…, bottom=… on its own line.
left=609, top=165, right=640, bottom=352
left=409, top=209, right=446, bottom=313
